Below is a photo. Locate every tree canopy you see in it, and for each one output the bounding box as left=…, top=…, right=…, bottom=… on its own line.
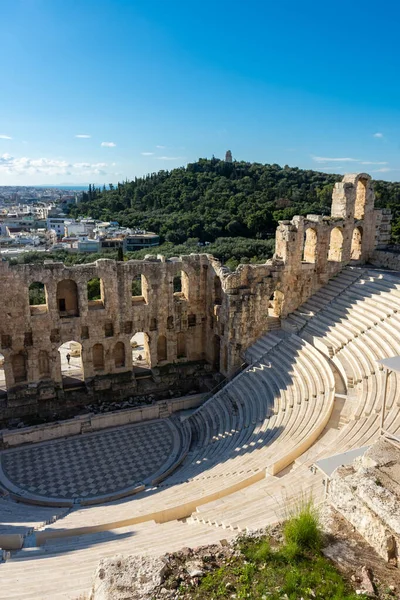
left=68, top=159, right=343, bottom=243
left=68, top=158, right=400, bottom=244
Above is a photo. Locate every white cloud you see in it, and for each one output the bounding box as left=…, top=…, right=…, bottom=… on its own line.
left=373, top=132, right=384, bottom=138
left=0, top=134, right=12, bottom=140
left=319, top=166, right=344, bottom=171
left=312, top=156, right=359, bottom=163
left=75, top=134, right=91, bottom=138
left=156, top=156, right=185, bottom=161
left=371, top=167, right=392, bottom=173
left=101, top=141, right=116, bottom=147
left=156, top=145, right=166, bottom=149
left=0, top=154, right=108, bottom=177
left=313, top=156, right=388, bottom=167
left=73, top=162, right=107, bottom=170
left=141, top=152, right=154, bottom=156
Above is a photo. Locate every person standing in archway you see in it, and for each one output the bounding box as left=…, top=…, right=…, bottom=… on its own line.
left=66, top=353, right=71, bottom=367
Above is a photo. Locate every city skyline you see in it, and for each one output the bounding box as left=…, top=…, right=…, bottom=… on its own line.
left=1, top=0, right=400, bottom=184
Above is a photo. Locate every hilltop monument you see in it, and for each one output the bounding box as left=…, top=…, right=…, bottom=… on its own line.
left=225, top=149, right=232, bottom=163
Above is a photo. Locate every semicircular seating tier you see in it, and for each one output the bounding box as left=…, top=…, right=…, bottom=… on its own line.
left=2, top=267, right=400, bottom=600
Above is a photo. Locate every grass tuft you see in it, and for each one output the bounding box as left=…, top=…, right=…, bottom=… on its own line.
left=283, top=498, right=322, bottom=552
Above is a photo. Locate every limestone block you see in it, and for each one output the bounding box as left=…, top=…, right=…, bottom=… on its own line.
left=89, top=554, right=169, bottom=600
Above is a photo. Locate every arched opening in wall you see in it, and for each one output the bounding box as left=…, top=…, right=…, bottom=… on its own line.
left=173, top=274, right=182, bottom=293
left=132, top=274, right=148, bottom=304
left=12, top=352, right=27, bottom=384
left=212, top=335, right=221, bottom=371
left=92, top=343, right=105, bottom=372
left=177, top=332, right=186, bottom=359
left=88, top=277, right=105, bottom=310
left=0, top=353, right=6, bottom=392
left=351, top=226, right=363, bottom=260
left=214, top=276, right=222, bottom=305
left=28, top=282, right=48, bottom=315
left=113, top=341, right=126, bottom=369
left=38, top=350, right=50, bottom=380
left=57, top=279, right=79, bottom=317
left=157, top=335, right=167, bottom=362
left=355, top=177, right=368, bottom=220
left=131, top=332, right=150, bottom=368
left=173, top=271, right=189, bottom=300
left=302, top=228, right=317, bottom=263
left=328, top=227, right=343, bottom=262
left=58, top=341, right=84, bottom=385
left=268, top=290, right=285, bottom=317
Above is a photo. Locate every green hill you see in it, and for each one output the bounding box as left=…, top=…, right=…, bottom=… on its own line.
left=69, top=158, right=400, bottom=244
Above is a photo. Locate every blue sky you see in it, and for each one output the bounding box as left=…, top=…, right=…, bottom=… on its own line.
left=1, top=0, right=400, bottom=184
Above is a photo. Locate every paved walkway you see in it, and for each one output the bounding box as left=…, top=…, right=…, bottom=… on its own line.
left=0, top=420, right=178, bottom=503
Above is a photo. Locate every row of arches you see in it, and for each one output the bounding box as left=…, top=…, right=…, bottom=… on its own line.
left=29, top=271, right=194, bottom=316
left=302, top=226, right=363, bottom=264
left=0, top=331, right=197, bottom=389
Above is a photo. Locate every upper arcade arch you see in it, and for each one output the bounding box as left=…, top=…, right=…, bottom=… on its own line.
left=173, top=270, right=189, bottom=300
left=351, top=226, right=363, bottom=261
left=87, top=277, right=105, bottom=310
left=355, top=176, right=368, bottom=220
left=57, top=279, right=79, bottom=317
left=302, top=228, right=317, bottom=263
left=328, top=227, right=343, bottom=262
left=132, top=274, right=149, bottom=304
left=28, top=282, right=48, bottom=315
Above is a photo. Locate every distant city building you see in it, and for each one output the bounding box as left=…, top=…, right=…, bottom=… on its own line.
left=124, top=232, right=160, bottom=252
left=64, top=220, right=86, bottom=237
left=100, top=237, right=124, bottom=250
left=77, top=239, right=101, bottom=253
left=46, top=217, right=65, bottom=238
left=225, top=150, right=233, bottom=163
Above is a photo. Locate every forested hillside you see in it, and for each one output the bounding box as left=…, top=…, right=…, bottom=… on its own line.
left=68, top=158, right=400, bottom=245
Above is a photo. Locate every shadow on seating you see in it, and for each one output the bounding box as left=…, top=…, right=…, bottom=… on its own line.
left=15, top=529, right=136, bottom=561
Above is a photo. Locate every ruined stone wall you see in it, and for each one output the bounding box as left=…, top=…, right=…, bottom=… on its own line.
left=0, top=172, right=388, bottom=420
left=218, top=172, right=386, bottom=369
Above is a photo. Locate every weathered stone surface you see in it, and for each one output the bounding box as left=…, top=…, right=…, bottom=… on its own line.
left=329, top=439, right=400, bottom=562
left=88, top=554, right=169, bottom=600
